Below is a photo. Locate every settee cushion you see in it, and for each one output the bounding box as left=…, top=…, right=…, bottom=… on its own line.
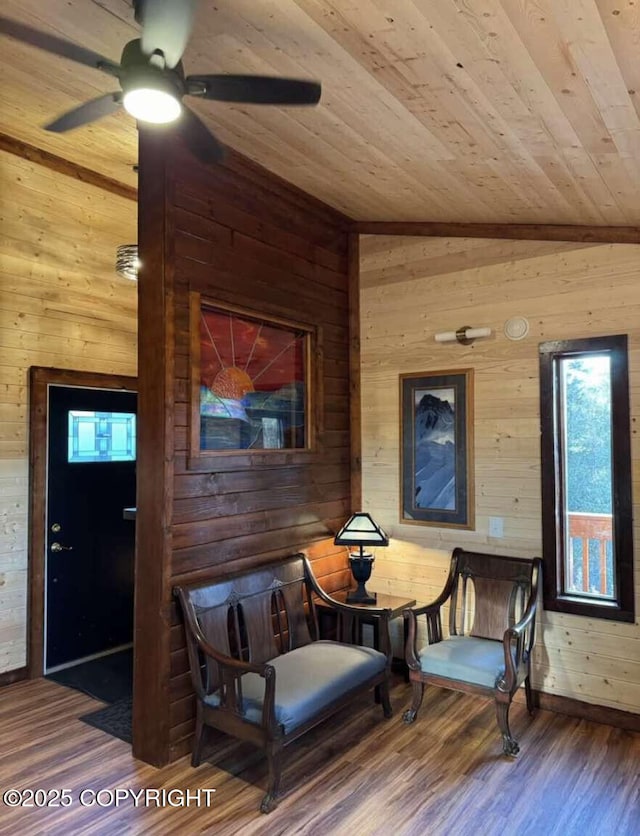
left=205, top=640, right=386, bottom=734
left=418, top=635, right=505, bottom=689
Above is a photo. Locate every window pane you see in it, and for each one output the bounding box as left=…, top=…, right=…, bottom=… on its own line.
left=560, top=355, right=614, bottom=600
left=539, top=334, right=634, bottom=622
left=68, top=411, right=136, bottom=463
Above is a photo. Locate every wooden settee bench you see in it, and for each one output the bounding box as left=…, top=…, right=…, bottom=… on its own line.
left=174, top=554, right=393, bottom=812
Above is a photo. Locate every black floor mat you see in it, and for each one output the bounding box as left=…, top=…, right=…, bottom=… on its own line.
left=47, top=648, right=133, bottom=704
left=79, top=697, right=132, bottom=744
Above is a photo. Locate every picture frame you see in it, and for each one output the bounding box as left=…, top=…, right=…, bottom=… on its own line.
left=189, top=294, right=315, bottom=458
left=400, top=369, right=474, bottom=529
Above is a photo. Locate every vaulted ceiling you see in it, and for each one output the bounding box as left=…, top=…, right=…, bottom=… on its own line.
left=2, top=0, right=639, bottom=224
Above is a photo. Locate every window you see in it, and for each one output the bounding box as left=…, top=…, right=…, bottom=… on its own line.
left=539, top=335, right=634, bottom=622
left=68, top=411, right=136, bottom=463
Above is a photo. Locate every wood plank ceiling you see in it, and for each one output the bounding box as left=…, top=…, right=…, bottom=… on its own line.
left=1, top=0, right=639, bottom=224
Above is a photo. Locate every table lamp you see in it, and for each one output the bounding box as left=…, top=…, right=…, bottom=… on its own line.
left=333, top=512, right=389, bottom=604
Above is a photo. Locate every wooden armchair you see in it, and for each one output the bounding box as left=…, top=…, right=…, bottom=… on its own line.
left=403, top=547, right=542, bottom=756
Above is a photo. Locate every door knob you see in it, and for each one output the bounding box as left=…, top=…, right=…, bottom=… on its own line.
left=51, top=542, right=73, bottom=552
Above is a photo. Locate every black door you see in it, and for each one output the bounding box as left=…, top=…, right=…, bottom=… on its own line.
left=46, top=385, right=136, bottom=670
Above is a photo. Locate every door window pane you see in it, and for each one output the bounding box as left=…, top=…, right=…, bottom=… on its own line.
left=68, top=411, right=136, bottom=462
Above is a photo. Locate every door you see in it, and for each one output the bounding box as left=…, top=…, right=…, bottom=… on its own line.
left=46, top=385, right=137, bottom=670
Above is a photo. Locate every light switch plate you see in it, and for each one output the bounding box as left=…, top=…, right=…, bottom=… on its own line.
left=489, top=516, right=504, bottom=538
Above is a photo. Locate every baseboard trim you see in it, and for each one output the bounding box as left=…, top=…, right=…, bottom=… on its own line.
left=0, top=667, right=28, bottom=687
left=515, top=688, right=640, bottom=732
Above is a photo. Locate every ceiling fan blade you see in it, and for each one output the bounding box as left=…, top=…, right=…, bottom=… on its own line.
left=136, top=0, right=197, bottom=69
left=0, top=16, right=120, bottom=76
left=177, top=104, right=225, bottom=164
left=186, top=74, right=321, bottom=105
left=44, top=93, right=123, bottom=133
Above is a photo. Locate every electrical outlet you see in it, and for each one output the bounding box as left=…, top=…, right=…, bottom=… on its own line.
left=489, top=516, right=504, bottom=538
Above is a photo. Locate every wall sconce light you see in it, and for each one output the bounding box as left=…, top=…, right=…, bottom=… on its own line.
left=434, top=326, right=491, bottom=345
left=115, top=244, right=140, bottom=281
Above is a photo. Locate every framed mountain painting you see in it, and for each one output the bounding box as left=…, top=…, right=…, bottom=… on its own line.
left=400, top=369, right=474, bottom=529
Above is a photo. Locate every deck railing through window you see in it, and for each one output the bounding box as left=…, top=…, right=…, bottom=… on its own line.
left=567, top=512, right=613, bottom=597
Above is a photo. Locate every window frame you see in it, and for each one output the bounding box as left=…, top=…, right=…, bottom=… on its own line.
left=539, top=334, right=634, bottom=622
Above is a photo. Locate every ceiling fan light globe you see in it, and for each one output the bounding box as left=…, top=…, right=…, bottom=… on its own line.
left=123, top=88, right=181, bottom=124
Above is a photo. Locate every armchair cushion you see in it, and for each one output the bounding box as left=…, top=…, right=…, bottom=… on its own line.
left=418, top=635, right=505, bottom=689
left=205, top=640, right=387, bottom=734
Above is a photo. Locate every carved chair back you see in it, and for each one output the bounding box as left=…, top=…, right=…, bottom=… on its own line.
left=176, top=555, right=318, bottom=701
left=449, top=549, right=537, bottom=646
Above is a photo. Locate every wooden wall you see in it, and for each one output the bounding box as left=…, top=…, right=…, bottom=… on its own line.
left=135, top=132, right=352, bottom=765
left=0, top=149, right=137, bottom=676
left=359, top=235, right=640, bottom=715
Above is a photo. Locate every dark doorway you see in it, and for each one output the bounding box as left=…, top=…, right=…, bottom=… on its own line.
left=45, top=385, right=136, bottom=672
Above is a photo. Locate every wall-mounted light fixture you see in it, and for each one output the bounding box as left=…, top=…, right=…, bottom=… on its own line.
left=434, top=326, right=491, bottom=345
left=115, top=244, right=140, bottom=281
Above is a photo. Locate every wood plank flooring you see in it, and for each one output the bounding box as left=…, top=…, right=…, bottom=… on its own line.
left=0, top=676, right=638, bottom=835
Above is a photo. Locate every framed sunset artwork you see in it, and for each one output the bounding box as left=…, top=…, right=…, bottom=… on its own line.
left=190, top=296, right=314, bottom=455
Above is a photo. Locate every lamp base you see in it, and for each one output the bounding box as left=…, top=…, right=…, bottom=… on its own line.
left=346, top=582, right=377, bottom=605
left=347, top=554, right=377, bottom=605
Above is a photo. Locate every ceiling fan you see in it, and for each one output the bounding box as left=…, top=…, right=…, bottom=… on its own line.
left=0, top=0, right=321, bottom=163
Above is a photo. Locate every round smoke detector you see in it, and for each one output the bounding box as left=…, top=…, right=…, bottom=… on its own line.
left=504, top=316, right=530, bottom=341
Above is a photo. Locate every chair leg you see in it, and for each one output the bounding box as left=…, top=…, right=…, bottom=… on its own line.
left=403, top=681, right=425, bottom=724
left=379, top=678, right=393, bottom=719
left=191, top=704, right=206, bottom=767
left=261, top=741, right=283, bottom=814
left=495, top=699, right=519, bottom=756
left=524, top=675, right=535, bottom=715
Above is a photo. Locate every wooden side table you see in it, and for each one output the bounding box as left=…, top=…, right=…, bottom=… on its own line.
left=315, top=590, right=417, bottom=678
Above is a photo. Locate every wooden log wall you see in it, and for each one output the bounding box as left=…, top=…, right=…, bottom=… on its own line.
left=359, top=235, right=640, bottom=716
left=0, top=149, right=137, bottom=676
left=135, top=132, right=352, bottom=765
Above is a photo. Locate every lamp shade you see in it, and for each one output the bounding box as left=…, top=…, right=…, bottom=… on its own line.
left=333, top=512, right=389, bottom=547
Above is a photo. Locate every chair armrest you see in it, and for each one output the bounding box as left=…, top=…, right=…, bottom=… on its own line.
left=404, top=608, right=420, bottom=670
left=193, top=631, right=270, bottom=677
left=404, top=603, right=446, bottom=669
left=403, top=563, right=458, bottom=669
left=192, top=631, right=278, bottom=727
left=407, top=586, right=452, bottom=619
left=302, top=556, right=393, bottom=660
left=512, top=597, right=538, bottom=641
left=500, top=596, right=539, bottom=693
